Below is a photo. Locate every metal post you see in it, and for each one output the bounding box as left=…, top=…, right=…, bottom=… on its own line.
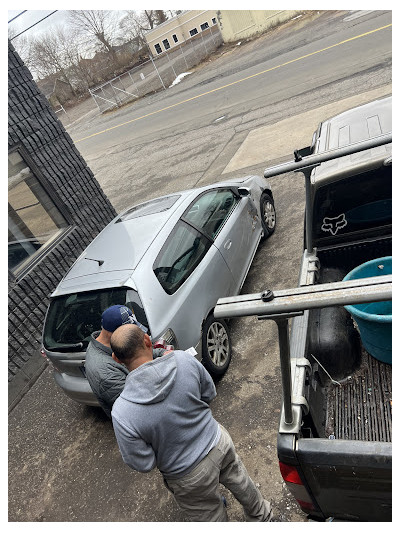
left=110, top=82, right=120, bottom=106
left=166, top=50, right=177, bottom=79
left=150, top=55, right=166, bottom=90
left=180, top=44, right=189, bottom=70
left=101, top=87, right=107, bottom=111
left=302, top=167, right=314, bottom=255
left=90, top=89, right=102, bottom=113
left=128, top=70, right=137, bottom=96
left=275, top=318, right=293, bottom=425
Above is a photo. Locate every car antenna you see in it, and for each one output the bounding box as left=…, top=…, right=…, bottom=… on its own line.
left=84, top=257, right=104, bottom=266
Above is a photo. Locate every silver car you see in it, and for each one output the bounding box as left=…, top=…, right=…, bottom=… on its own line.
left=42, top=175, right=276, bottom=405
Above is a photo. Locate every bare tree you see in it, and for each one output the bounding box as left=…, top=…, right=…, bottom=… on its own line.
left=55, top=27, right=97, bottom=91
left=154, top=10, right=168, bottom=26
left=131, top=9, right=170, bottom=32
left=118, top=10, right=145, bottom=46
left=29, top=29, right=76, bottom=95
left=142, top=10, right=157, bottom=30
left=68, top=10, right=118, bottom=59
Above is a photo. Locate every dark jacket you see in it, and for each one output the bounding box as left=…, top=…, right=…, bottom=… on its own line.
left=85, top=331, right=165, bottom=418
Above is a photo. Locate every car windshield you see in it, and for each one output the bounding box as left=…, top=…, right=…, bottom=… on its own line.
left=117, top=195, right=181, bottom=222
left=43, top=287, right=148, bottom=352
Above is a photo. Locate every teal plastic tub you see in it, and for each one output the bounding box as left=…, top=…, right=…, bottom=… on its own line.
left=343, top=256, right=392, bottom=364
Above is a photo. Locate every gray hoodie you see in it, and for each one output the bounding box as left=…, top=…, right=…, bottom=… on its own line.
left=111, top=350, right=220, bottom=479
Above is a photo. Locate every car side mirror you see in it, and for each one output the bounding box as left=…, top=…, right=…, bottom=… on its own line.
left=238, top=187, right=251, bottom=197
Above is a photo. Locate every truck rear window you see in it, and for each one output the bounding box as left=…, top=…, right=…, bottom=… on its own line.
left=313, top=165, right=391, bottom=245
left=43, top=287, right=148, bottom=352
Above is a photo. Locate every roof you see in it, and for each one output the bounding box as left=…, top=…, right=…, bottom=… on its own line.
left=312, top=96, right=392, bottom=185
left=52, top=206, right=183, bottom=297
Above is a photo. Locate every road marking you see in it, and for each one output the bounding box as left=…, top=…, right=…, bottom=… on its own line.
left=74, top=23, right=392, bottom=143
left=343, top=11, right=375, bottom=22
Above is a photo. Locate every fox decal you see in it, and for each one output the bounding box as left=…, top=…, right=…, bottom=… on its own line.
left=321, top=213, right=347, bottom=235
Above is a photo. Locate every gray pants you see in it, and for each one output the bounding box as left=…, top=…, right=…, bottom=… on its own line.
left=164, top=425, right=272, bottom=522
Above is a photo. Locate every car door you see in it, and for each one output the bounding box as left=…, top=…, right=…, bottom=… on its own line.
left=150, top=216, right=234, bottom=350
left=183, top=188, right=260, bottom=291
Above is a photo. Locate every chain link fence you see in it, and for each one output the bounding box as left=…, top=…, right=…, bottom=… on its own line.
left=89, top=25, right=222, bottom=113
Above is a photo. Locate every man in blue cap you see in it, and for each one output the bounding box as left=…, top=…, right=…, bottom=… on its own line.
left=85, top=305, right=166, bottom=418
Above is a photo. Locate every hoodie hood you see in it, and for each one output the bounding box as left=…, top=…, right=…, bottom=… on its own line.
left=121, top=352, right=177, bottom=405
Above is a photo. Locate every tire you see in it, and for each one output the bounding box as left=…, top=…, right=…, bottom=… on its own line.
left=201, top=315, right=232, bottom=377
left=260, top=192, right=276, bottom=239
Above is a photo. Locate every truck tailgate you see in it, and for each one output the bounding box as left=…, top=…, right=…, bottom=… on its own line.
left=296, top=438, right=392, bottom=521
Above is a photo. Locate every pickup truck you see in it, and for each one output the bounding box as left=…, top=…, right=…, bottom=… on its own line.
left=215, top=96, right=392, bottom=521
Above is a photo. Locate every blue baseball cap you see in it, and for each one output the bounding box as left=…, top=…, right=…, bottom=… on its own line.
left=101, top=305, right=148, bottom=333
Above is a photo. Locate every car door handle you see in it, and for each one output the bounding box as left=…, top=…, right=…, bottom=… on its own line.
left=224, top=240, right=232, bottom=250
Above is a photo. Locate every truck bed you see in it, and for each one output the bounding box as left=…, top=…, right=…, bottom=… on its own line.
left=325, top=348, right=392, bottom=442
left=304, top=236, right=392, bottom=443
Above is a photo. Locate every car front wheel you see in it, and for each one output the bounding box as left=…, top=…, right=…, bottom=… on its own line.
left=260, top=192, right=276, bottom=239
left=201, top=315, right=232, bottom=377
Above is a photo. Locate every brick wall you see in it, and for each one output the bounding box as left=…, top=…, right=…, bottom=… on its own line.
left=8, top=41, right=117, bottom=409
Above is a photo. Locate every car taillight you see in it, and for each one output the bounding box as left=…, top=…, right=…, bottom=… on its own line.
left=153, top=338, right=174, bottom=351
left=159, top=328, right=178, bottom=349
left=279, top=461, right=316, bottom=513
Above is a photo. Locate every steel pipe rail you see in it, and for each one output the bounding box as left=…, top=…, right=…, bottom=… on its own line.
left=214, top=275, right=392, bottom=320
left=263, top=133, right=392, bottom=178
left=215, top=274, right=391, bottom=430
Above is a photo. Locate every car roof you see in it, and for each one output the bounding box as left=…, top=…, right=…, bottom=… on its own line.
left=312, top=95, right=392, bottom=186
left=52, top=195, right=186, bottom=297
left=51, top=177, right=258, bottom=298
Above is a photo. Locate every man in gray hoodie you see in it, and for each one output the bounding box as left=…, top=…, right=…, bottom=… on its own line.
left=110, top=323, right=273, bottom=522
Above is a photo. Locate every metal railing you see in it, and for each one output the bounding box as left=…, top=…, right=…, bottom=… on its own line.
left=215, top=275, right=392, bottom=433
left=215, top=133, right=392, bottom=434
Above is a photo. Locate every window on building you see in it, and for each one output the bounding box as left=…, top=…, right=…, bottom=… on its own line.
left=200, top=22, right=210, bottom=31
left=172, top=34, right=179, bottom=43
left=189, top=28, right=198, bottom=37
left=154, top=43, right=162, bottom=54
left=8, top=150, right=70, bottom=275
left=212, top=18, right=217, bottom=25
left=162, top=38, right=171, bottom=50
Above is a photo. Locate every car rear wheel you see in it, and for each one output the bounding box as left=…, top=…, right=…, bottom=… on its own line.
left=202, top=315, right=232, bottom=377
left=260, top=193, right=276, bottom=239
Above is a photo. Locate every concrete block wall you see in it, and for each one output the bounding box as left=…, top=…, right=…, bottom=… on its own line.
left=8, top=41, right=117, bottom=410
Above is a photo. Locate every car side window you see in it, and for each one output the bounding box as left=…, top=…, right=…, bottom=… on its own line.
left=183, top=189, right=238, bottom=240
left=153, top=221, right=211, bottom=294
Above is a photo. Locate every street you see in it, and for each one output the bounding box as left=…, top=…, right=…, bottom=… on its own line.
left=8, top=10, right=392, bottom=522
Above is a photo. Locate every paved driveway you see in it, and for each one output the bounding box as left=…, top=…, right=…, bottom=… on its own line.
left=9, top=9, right=392, bottom=522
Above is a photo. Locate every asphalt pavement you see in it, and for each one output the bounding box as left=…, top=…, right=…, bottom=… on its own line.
left=9, top=9, right=392, bottom=523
